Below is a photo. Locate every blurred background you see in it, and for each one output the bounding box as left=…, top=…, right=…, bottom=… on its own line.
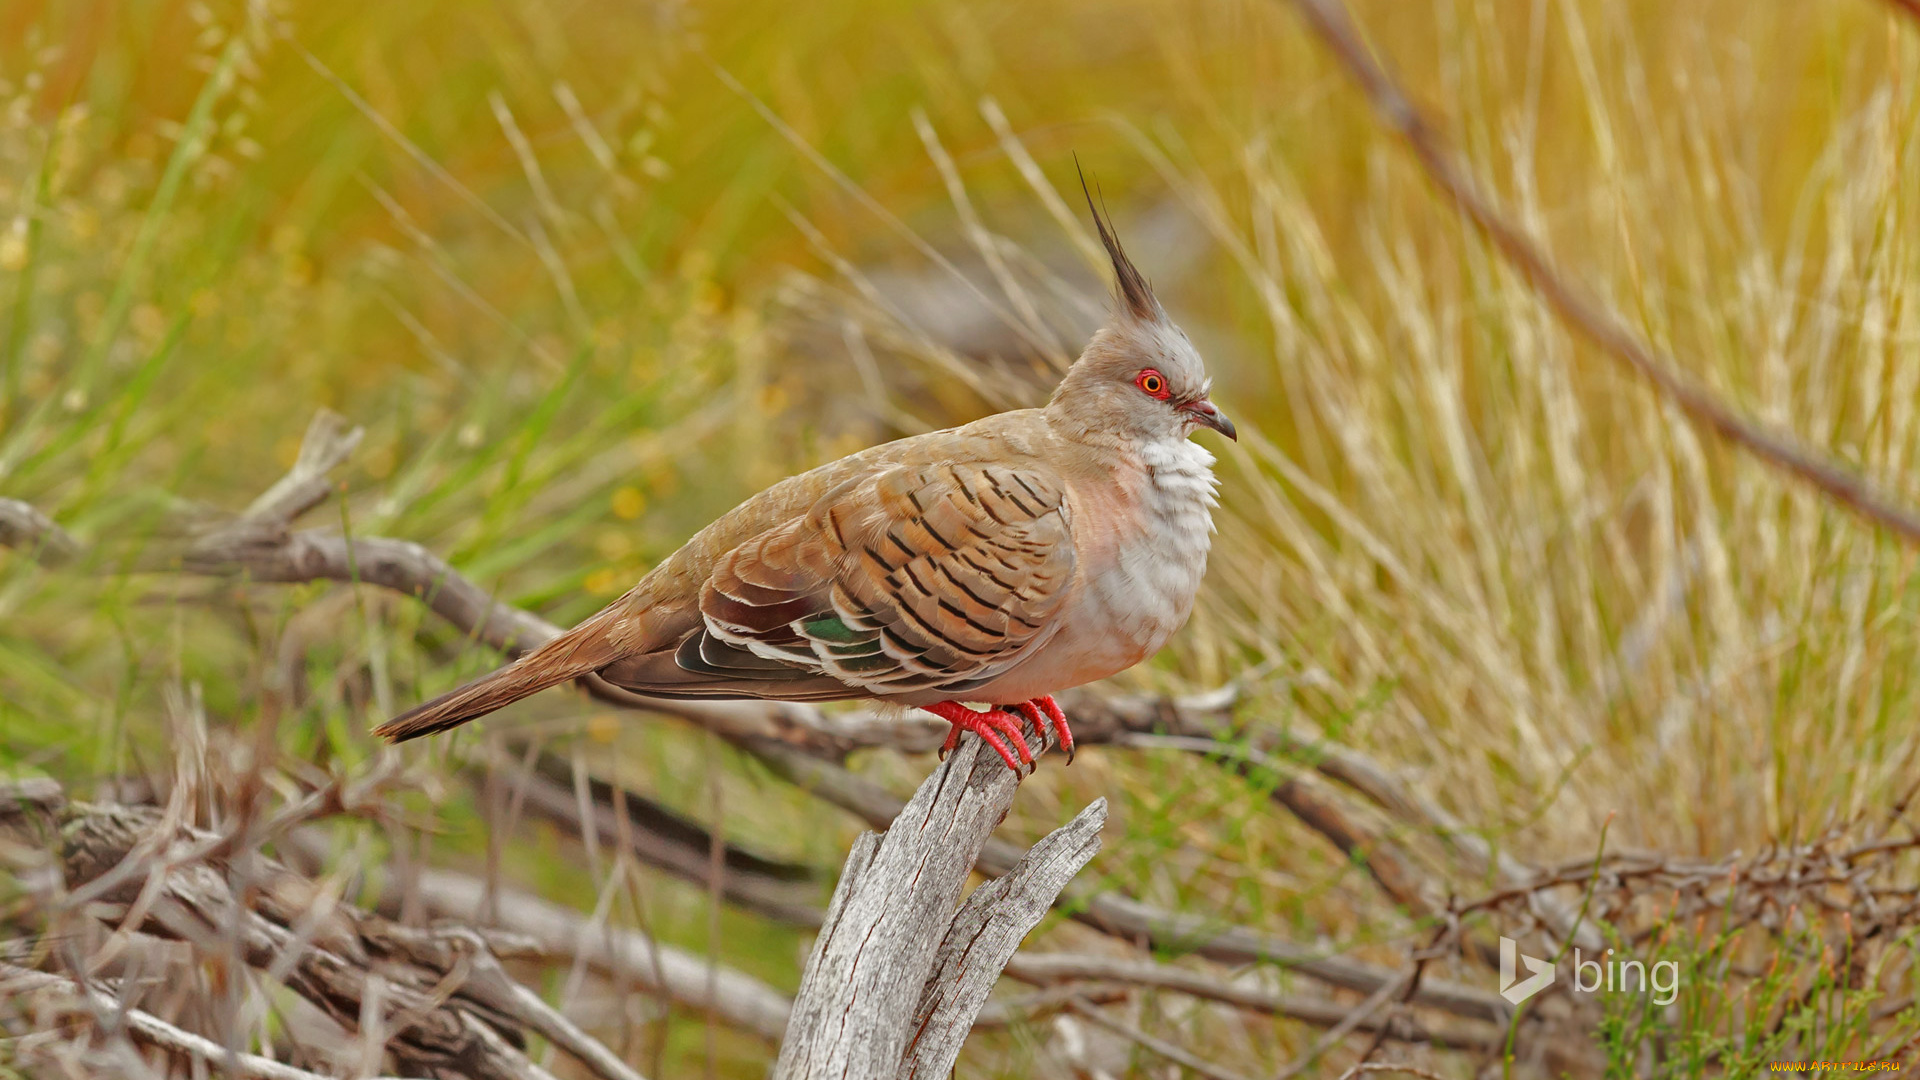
left=3, top=0, right=1920, bottom=1074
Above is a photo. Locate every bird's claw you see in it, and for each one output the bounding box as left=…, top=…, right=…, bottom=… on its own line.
left=1011, top=695, right=1074, bottom=763
left=925, top=701, right=1033, bottom=774
left=924, top=697, right=1076, bottom=776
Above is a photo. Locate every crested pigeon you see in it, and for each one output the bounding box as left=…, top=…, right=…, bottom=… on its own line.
left=376, top=195, right=1234, bottom=773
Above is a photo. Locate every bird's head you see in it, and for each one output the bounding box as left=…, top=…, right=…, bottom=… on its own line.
left=1046, top=186, right=1234, bottom=450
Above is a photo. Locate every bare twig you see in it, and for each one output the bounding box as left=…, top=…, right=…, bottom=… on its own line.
left=1065, top=996, right=1255, bottom=1080
left=483, top=747, right=822, bottom=927
left=1287, top=0, right=1920, bottom=545
left=395, top=862, right=797, bottom=1042
left=241, top=410, right=365, bottom=524
left=1001, top=952, right=1501, bottom=1049
left=0, top=497, right=79, bottom=565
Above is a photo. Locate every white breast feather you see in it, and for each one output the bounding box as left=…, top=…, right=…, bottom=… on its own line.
left=1091, top=437, right=1218, bottom=657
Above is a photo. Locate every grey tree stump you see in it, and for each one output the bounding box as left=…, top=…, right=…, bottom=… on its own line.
left=772, top=727, right=1106, bottom=1080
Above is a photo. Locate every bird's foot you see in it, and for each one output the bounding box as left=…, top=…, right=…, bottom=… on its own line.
left=925, top=696, right=1075, bottom=774
left=926, top=701, right=1034, bottom=774
left=1011, top=694, right=1074, bottom=764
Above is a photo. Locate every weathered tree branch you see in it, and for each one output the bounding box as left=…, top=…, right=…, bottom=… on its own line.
left=241, top=410, right=365, bottom=525
left=394, top=861, right=799, bottom=1042
left=1, top=963, right=412, bottom=1080
left=772, top=726, right=1104, bottom=1079
left=0, top=498, right=78, bottom=565
left=900, top=796, right=1106, bottom=1078
left=484, top=746, right=824, bottom=927
left=1, top=781, right=640, bottom=1080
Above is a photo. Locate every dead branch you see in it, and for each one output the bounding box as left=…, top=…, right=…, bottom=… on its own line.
left=901, top=797, right=1106, bottom=1079
left=772, top=726, right=1104, bottom=1079
left=0, top=497, right=78, bottom=565
left=1, top=781, right=642, bottom=1080
left=1000, top=952, right=1501, bottom=1050
left=1, top=963, right=413, bottom=1080
left=482, top=746, right=823, bottom=927
left=1064, top=996, right=1254, bottom=1080
left=1286, top=0, right=1920, bottom=545
left=747, top=734, right=1511, bottom=1024
left=242, top=410, right=365, bottom=524
left=391, top=861, right=798, bottom=1042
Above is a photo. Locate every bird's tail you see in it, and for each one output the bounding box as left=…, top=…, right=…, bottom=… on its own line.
left=373, top=610, right=624, bottom=743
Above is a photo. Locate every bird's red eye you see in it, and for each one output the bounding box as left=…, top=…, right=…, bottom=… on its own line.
left=1135, top=368, right=1170, bottom=399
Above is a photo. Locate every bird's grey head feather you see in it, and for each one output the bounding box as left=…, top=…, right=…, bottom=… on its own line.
left=1081, top=170, right=1164, bottom=325
left=1048, top=179, right=1232, bottom=447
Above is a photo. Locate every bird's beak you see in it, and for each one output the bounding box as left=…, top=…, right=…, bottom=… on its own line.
left=1180, top=398, right=1237, bottom=441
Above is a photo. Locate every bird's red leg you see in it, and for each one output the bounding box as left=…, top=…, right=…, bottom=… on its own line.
left=1009, top=700, right=1047, bottom=768
left=924, top=701, right=1033, bottom=774
left=1028, top=695, right=1073, bottom=763
left=1006, top=697, right=1074, bottom=765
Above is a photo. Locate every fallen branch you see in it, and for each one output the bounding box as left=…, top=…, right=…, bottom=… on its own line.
left=1, top=963, right=411, bottom=1080
left=1, top=781, right=640, bottom=1080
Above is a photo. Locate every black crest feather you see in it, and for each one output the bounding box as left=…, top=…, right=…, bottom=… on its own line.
left=1076, top=161, right=1162, bottom=323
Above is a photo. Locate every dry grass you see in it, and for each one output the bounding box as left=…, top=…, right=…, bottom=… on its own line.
left=4, top=0, right=1920, bottom=1075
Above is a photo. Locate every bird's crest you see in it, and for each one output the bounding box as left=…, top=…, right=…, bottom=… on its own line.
left=1077, top=162, right=1163, bottom=324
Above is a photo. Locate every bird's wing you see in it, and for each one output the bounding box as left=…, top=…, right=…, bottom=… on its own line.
left=607, top=460, right=1075, bottom=700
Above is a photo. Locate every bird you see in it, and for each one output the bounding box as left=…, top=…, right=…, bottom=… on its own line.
left=375, top=190, right=1234, bottom=774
